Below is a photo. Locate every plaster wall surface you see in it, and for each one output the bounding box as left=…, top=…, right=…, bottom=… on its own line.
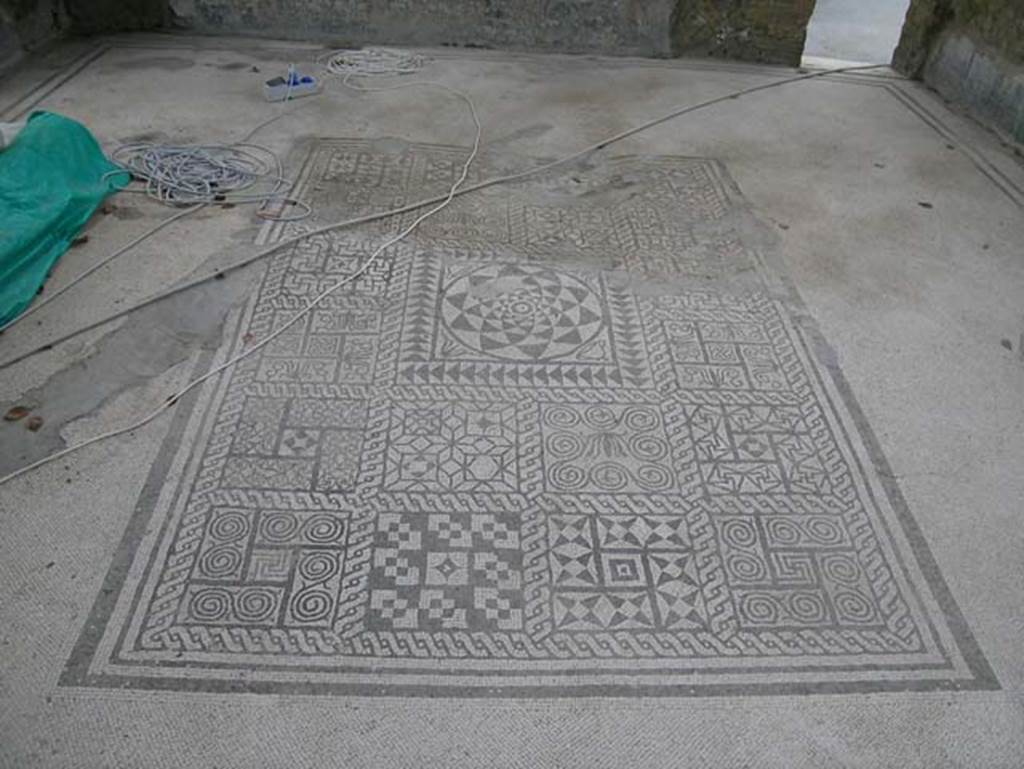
left=803, top=0, right=912, bottom=64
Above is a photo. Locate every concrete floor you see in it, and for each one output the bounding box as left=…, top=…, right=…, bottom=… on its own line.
left=1, top=34, right=1023, bottom=768
left=804, top=0, right=913, bottom=64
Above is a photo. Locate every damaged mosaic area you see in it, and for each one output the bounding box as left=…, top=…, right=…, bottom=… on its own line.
left=64, top=139, right=994, bottom=696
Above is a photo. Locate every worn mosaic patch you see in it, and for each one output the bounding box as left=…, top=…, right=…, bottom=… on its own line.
left=64, top=140, right=995, bottom=696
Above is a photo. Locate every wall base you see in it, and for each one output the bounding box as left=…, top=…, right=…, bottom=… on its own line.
left=926, top=33, right=1024, bottom=144
left=168, top=0, right=676, bottom=57
left=671, top=0, right=817, bottom=67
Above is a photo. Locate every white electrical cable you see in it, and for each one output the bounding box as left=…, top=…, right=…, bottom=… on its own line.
left=111, top=143, right=266, bottom=203
left=0, top=77, right=315, bottom=336
left=0, top=51, right=422, bottom=342
left=0, top=57, right=892, bottom=486
left=109, top=142, right=311, bottom=221
left=319, top=48, right=428, bottom=77
left=0, top=62, right=481, bottom=487
left=105, top=66, right=311, bottom=221
left=0, top=60, right=892, bottom=372
left=0, top=60, right=892, bottom=370
left=0, top=204, right=205, bottom=335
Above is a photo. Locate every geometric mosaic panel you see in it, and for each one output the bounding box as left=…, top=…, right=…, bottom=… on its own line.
left=63, top=139, right=995, bottom=697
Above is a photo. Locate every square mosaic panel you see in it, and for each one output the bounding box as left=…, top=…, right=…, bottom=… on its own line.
left=63, top=139, right=995, bottom=696
left=388, top=255, right=651, bottom=388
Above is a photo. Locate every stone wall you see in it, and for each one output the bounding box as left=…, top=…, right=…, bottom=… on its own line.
left=894, top=0, right=1023, bottom=142
left=166, top=0, right=818, bottom=65
left=1, top=0, right=825, bottom=70
left=894, top=0, right=1023, bottom=75
left=0, top=0, right=70, bottom=68
left=169, top=0, right=678, bottom=57
left=0, top=0, right=166, bottom=69
left=68, top=0, right=168, bottom=35
left=671, top=0, right=817, bottom=66
left=0, top=5, right=23, bottom=71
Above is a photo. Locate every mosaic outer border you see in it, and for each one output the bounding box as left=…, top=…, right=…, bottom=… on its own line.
left=60, top=142, right=998, bottom=697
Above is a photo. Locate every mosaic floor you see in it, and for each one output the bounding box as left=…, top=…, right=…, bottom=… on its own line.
left=63, top=139, right=994, bottom=696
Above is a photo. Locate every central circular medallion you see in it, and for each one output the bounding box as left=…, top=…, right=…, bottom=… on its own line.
left=440, top=264, right=605, bottom=361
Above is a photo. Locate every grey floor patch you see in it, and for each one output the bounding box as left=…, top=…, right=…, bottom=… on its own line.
left=62, top=139, right=996, bottom=696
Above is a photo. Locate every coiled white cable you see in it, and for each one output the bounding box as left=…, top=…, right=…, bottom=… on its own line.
left=0, top=54, right=480, bottom=486
left=0, top=83, right=315, bottom=336
left=109, top=141, right=311, bottom=220
left=319, top=48, right=429, bottom=77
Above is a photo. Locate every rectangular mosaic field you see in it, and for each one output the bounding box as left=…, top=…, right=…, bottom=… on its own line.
left=63, top=139, right=996, bottom=696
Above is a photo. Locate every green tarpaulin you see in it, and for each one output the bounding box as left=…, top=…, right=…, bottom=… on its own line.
left=0, top=111, right=126, bottom=327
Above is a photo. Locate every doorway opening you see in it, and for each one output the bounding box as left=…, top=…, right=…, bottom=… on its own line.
left=802, top=0, right=913, bottom=66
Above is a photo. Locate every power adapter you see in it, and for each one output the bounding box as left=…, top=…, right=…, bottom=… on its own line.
left=264, top=66, right=320, bottom=102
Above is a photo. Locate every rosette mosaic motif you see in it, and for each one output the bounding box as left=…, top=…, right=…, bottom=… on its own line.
left=440, top=264, right=606, bottom=361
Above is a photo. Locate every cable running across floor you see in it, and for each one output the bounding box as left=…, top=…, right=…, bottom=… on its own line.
left=0, top=55, right=892, bottom=486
